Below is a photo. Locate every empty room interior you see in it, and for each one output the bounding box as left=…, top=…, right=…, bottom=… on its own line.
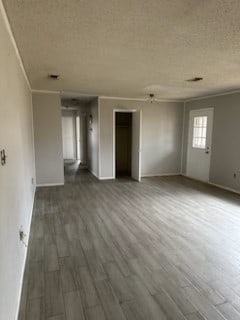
left=2, top=1, right=240, bottom=320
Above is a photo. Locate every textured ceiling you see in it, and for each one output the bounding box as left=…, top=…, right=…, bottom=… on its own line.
left=3, top=0, right=240, bottom=100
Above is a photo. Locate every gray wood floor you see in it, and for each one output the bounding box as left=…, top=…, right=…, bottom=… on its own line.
left=18, top=163, right=240, bottom=320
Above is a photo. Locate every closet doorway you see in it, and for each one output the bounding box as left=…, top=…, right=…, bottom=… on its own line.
left=113, top=110, right=142, bottom=181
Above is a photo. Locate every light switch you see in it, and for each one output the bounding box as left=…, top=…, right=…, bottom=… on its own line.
left=0, top=149, right=7, bottom=165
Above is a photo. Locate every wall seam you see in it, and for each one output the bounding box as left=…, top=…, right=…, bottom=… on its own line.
left=98, top=97, right=101, bottom=178
left=180, top=101, right=186, bottom=174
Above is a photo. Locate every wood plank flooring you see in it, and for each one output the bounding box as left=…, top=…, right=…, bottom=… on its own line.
left=18, top=163, right=240, bottom=319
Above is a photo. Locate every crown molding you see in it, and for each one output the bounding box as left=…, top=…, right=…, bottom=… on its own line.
left=185, top=89, right=240, bottom=103
left=31, top=89, right=60, bottom=94
left=31, top=91, right=183, bottom=102
left=0, top=0, right=31, bottom=90
left=31, top=89, right=240, bottom=102
left=99, top=95, right=183, bottom=103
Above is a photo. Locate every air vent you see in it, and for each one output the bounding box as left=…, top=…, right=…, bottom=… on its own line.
left=48, top=74, right=60, bottom=80
left=186, top=77, right=203, bottom=82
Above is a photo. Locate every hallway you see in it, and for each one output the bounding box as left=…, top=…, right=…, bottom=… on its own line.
left=19, top=171, right=240, bottom=320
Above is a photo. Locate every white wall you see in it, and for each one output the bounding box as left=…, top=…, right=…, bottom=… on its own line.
left=99, top=98, right=184, bottom=178
left=33, top=92, right=64, bottom=186
left=0, top=3, right=35, bottom=320
left=87, top=98, right=99, bottom=177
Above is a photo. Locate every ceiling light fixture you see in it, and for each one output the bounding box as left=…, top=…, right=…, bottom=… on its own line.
left=148, top=93, right=155, bottom=103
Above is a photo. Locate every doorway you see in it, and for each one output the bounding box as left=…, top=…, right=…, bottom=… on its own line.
left=113, top=110, right=142, bottom=181
left=61, top=93, right=97, bottom=178
left=115, top=112, right=132, bottom=177
left=186, top=108, right=214, bottom=182
left=62, top=113, right=78, bottom=160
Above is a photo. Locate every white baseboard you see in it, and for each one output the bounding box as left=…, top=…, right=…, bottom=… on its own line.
left=88, top=169, right=99, bottom=179
left=141, top=172, right=181, bottom=178
left=98, top=173, right=181, bottom=180
left=208, top=182, right=240, bottom=195
left=36, top=182, right=64, bottom=187
left=15, top=186, right=36, bottom=320
left=180, top=173, right=208, bottom=184
left=99, top=176, right=114, bottom=180
left=181, top=174, right=240, bottom=195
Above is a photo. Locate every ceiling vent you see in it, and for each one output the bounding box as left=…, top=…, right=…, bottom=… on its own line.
left=186, top=77, right=203, bottom=82
left=48, top=74, right=60, bottom=80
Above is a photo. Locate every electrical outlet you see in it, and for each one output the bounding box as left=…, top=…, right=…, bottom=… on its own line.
left=19, top=227, right=27, bottom=247
left=19, top=230, right=24, bottom=241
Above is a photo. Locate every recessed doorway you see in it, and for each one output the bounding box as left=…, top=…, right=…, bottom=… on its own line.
left=113, top=109, right=142, bottom=181
left=115, top=112, right=132, bottom=178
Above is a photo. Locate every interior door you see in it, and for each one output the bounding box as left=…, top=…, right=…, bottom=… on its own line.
left=62, top=116, right=76, bottom=159
left=186, top=108, right=214, bottom=182
left=131, top=111, right=142, bottom=181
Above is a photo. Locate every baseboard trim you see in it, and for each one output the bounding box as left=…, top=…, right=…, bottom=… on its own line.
left=208, top=182, right=240, bottom=195
left=181, top=173, right=208, bottom=184
left=181, top=174, right=240, bottom=195
left=99, top=176, right=114, bottom=180
left=98, top=173, right=181, bottom=180
left=88, top=169, right=99, bottom=179
left=141, top=173, right=181, bottom=177
left=36, top=182, right=64, bottom=187
left=15, top=186, right=36, bottom=320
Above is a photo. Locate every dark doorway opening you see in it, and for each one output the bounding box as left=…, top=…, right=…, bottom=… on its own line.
left=115, top=112, right=132, bottom=177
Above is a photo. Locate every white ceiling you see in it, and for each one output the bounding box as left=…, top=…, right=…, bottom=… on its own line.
left=3, top=0, right=240, bottom=100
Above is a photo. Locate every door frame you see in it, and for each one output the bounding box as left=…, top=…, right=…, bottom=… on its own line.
left=186, top=107, right=214, bottom=182
left=113, top=109, right=141, bottom=179
left=62, top=113, right=77, bottom=160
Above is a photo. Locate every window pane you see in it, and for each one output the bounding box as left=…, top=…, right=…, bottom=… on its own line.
left=202, top=127, right=207, bottom=138
left=202, top=116, right=207, bottom=127
left=192, top=116, right=208, bottom=149
left=194, top=127, right=198, bottom=138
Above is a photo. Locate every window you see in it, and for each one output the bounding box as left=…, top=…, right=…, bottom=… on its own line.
left=192, top=116, right=207, bottom=149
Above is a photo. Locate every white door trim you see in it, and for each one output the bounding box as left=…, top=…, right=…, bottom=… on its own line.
left=132, top=110, right=142, bottom=181
left=113, top=109, right=137, bottom=179
left=186, top=107, right=214, bottom=182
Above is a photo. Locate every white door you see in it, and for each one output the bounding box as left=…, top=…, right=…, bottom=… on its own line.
left=131, top=111, right=142, bottom=181
left=186, top=108, right=214, bottom=182
left=62, top=116, right=76, bottom=159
